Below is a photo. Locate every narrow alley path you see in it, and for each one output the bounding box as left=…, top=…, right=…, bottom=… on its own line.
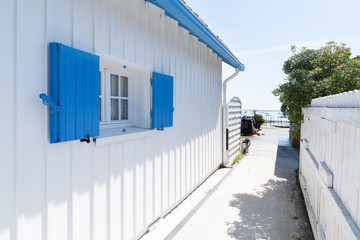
left=142, top=127, right=312, bottom=240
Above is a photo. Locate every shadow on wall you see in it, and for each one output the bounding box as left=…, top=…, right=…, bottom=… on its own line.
left=226, top=179, right=295, bottom=240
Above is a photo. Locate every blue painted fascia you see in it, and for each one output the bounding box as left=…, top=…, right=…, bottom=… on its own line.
left=146, top=0, right=245, bottom=71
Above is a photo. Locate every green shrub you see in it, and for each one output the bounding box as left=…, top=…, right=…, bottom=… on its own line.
left=290, top=125, right=301, bottom=147
left=232, top=152, right=244, bottom=165
left=253, top=113, right=266, bottom=129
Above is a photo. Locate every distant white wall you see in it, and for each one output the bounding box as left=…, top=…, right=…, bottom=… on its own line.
left=0, top=0, right=223, bottom=239
left=300, top=90, right=360, bottom=240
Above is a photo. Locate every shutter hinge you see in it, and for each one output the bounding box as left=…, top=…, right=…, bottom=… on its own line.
left=39, top=93, right=61, bottom=113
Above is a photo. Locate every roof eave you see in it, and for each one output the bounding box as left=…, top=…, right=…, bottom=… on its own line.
left=146, top=0, right=245, bottom=71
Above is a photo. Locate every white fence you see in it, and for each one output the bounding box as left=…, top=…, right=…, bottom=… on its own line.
left=300, top=90, right=360, bottom=240
left=226, top=97, right=242, bottom=164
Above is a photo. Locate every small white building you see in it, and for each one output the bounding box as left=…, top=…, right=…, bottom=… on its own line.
left=0, top=0, right=244, bottom=239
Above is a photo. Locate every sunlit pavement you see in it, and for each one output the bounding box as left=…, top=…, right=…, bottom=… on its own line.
left=142, top=127, right=301, bottom=240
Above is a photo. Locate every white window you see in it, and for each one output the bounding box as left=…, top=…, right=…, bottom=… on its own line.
left=99, top=67, right=133, bottom=128
left=96, top=56, right=152, bottom=142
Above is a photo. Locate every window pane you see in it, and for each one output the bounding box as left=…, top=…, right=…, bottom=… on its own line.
left=111, top=99, right=119, bottom=120
left=121, top=99, right=128, bottom=120
left=111, top=74, right=119, bottom=96
left=99, top=97, right=102, bottom=121
left=121, top=76, right=128, bottom=97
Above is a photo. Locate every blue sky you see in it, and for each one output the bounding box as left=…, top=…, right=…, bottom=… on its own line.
left=185, top=0, right=360, bottom=110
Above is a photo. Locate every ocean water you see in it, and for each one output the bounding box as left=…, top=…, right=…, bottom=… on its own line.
left=242, top=110, right=290, bottom=126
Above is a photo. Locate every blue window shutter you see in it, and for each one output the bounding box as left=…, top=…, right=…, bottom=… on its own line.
left=151, top=72, right=174, bottom=129
left=49, top=42, right=99, bottom=143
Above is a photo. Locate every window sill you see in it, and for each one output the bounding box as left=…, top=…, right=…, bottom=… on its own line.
left=95, top=127, right=156, bottom=146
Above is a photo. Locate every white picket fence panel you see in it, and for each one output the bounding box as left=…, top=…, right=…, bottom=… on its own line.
left=226, top=97, right=242, bottom=164
left=300, top=90, right=360, bottom=240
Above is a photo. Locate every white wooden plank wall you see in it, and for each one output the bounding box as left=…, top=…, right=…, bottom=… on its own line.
left=0, top=0, right=223, bottom=240
left=300, top=90, right=360, bottom=240
left=0, top=1, right=16, bottom=240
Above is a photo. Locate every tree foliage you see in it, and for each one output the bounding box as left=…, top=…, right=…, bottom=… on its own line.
left=273, top=42, right=360, bottom=124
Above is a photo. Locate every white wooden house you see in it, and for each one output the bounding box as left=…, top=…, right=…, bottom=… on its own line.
left=0, top=0, right=244, bottom=239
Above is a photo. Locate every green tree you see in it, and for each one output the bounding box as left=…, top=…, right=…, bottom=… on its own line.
left=273, top=41, right=360, bottom=124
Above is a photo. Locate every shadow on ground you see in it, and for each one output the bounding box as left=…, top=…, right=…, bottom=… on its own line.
left=226, top=179, right=296, bottom=240
left=226, top=132, right=313, bottom=240
left=274, top=136, right=299, bottom=179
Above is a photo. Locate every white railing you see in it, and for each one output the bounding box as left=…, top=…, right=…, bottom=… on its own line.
left=311, top=90, right=360, bottom=108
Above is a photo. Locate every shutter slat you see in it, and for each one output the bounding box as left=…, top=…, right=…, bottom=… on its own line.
left=49, top=43, right=59, bottom=142
left=58, top=46, right=66, bottom=142
left=91, top=60, right=99, bottom=137
left=75, top=56, right=85, bottom=139
left=49, top=42, right=99, bottom=143
left=84, top=58, right=93, bottom=136
left=65, top=53, right=76, bottom=141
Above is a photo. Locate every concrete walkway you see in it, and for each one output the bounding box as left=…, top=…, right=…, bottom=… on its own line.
left=142, top=127, right=302, bottom=240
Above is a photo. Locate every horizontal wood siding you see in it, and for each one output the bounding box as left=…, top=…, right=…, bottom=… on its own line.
left=0, top=0, right=223, bottom=240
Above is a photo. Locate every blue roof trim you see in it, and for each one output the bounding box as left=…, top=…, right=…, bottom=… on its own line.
left=146, top=0, right=245, bottom=70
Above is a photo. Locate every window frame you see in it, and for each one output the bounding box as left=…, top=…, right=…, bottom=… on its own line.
left=99, top=65, right=134, bottom=129
left=96, top=54, right=152, bottom=141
